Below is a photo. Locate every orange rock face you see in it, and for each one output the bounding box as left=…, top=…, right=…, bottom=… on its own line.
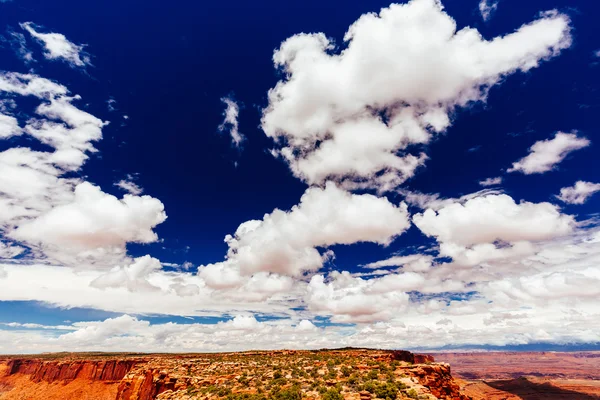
left=0, top=356, right=141, bottom=400
left=401, top=363, right=467, bottom=400
left=3, top=358, right=140, bottom=383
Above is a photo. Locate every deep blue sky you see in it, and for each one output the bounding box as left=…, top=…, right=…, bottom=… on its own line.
left=3, top=0, right=595, bottom=268
left=0, top=0, right=598, bottom=350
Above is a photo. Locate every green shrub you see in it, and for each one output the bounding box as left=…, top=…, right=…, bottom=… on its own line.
left=347, top=373, right=359, bottom=385
left=217, top=387, right=232, bottom=397
left=373, top=382, right=398, bottom=400
left=362, top=382, right=376, bottom=394
left=226, top=393, right=267, bottom=400
left=367, top=369, right=379, bottom=380
left=271, top=386, right=302, bottom=400
left=321, top=388, right=343, bottom=400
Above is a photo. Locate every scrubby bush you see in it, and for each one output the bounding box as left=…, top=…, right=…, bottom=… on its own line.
left=373, top=382, right=398, bottom=400
left=217, top=387, right=232, bottom=397
left=367, top=369, right=379, bottom=380
left=271, top=385, right=302, bottom=400
left=347, top=373, right=359, bottom=386
left=340, top=366, right=353, bottom=377
left=226, top=393, right=267, bottom=400
left=321, top=388, right=343, bottom=400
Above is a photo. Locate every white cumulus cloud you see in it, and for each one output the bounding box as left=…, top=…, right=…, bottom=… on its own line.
left=199, top=182, right=410, bottom=285
left=0, top=72, right=167, bottom=270
left=90, top=255, right=164, bottom=292
left=413, top=194, right=574, bottom=247
left=262, top=0, right=571, bottom=192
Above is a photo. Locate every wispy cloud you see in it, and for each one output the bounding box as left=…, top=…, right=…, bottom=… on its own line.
left=115, top=175, right=143, bottom=195
left=508, top=132, right=589, bottom=174
left=20, top=22, right=91, bottom=68
left=479, top=176, right=503, bottom=186
left=218, top=96, right=244, bottom=147
left=479, top=0, right=499, bottom=22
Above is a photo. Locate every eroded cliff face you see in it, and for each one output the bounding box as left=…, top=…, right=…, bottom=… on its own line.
left=0, top=350, right=469, bottom=400
left=4, top=358, right=139, bottom=382
left=404, top=364, right=465, bottom=400
left=0, top=357, right=141, bottom=400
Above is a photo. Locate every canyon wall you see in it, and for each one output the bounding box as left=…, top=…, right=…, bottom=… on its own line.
left=0, top=357, right=141, bottom=400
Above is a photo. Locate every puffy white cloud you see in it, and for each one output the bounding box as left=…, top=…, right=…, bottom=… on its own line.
left=58, top=315, right=149, bottom=345
left=199, top=182, right=410, bottom=284
left=0, top=1, right=595, bottom=352
left=0, top=112, right=21, bottom=138
left=218, top=97, right=244, bottom=147
left=0, top=262, right=296, bottom=316
left=413, top=194, right=574, bottom=247
left=3, top=227, right=600, bottom=350
left=0, top=241, right=25, bottom=259
left=306, top=273, right=410, bottom=323
left=11, top=182, right=166, bottom=268
left=262, top=0, right=571, bottom=191
left=0, top=314, right=344, bottom=353
left=479, top=0, right=499, bottom=21
left=479, top=176, right=503, bottom=186
left=439, top=240, right=536, bottom=267
left=556, top=181, right=600, bottom=205
left=90, top=255, right=163, bottom=292
left=508, top=132, right=590, bottom=174
left=0, top=72, right=167, bottom=270
left=20, top=22, right=91, bottom=68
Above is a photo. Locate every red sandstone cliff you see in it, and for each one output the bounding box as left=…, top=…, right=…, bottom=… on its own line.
left=4, top=358, right=139, bottom=382
left=406, top=363, right=467, bottom=400
left=0, top=357, right=141, bottom=400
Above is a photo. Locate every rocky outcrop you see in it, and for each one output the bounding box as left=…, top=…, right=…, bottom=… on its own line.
left=403, top=363, right=469, bottom=400
left=389, top=350, right=435, bottom=364
left=414, top=354, right=435, bottom=364
left=116, top=369, right=187, bottom=400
